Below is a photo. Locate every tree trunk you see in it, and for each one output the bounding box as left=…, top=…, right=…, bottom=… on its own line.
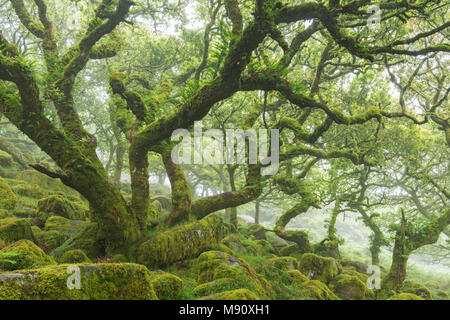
left=161, top=147, right=192, bottom=226
left=381, top=212, right=408, bottom=294
left=255, top=199, right=260, bottom=224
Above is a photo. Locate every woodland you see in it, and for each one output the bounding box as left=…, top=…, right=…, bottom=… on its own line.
left=0, top=0, right=448, bottom=301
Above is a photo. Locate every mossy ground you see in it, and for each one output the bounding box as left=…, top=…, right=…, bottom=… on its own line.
left=0, top=209, right=444, bottom=300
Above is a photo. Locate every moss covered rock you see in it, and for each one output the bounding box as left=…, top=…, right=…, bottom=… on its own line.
left=313, top=238, right=340, bottom=259
left=37, top=195, right=88, bottom=220
left=283, top=269, right=309, bottom=285
left=0, top=263, right=158, bottom=300
left=12, top=183, right=45, bottom=199
left=0, top=177, right=17, bottom=211
left=329, top=275, right=368, bottom=300
left=149, top=271, right=184, bottom=300
left=0, top=240, right=56, bottom=270
left=194, top=250, right=273, bottom=299
left=279, top=244, right=303, bottom=259
left=294, top=280, right=340, bottom=300
left=199, top=288, right=259, bottom=300
left=35, top=230, right=68, bottom=251
left=220, top=234, right=247, bottom=253
left=0, top=150, right=13, bottom=167
left=299, top=253, right=342, bottom=284
left=278, top=230, right=312, bottom=253
left=267, top=256, right=299, bottom=271
left=137, top=215, right=228, bottom=267
left=247, top=240, right=277, bottom=256
left=341, top=268, right=369, bottom=283
left=0, top=218, right=36, bottom=244
left=51, top=223, right=103, bottom=259
left=400, top=280, right=432, bottom=300
left=387, top=293, right=425, bottom=300
left=44, top=216, right=86, bottom=235
left=246, top=224, right=267, bottom=240
left=340, top=259, right=369, bottom=274
left=59, top=250, right=91, bottom=264
left=193, top=278, right=239, bottom=297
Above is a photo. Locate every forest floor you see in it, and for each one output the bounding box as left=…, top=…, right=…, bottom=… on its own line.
left=0, top=167, right=448, bottom=300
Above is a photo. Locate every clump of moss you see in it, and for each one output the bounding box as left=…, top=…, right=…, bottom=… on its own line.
left=0, top=151, right=13, bottom=167
left=137, top=215, right=228, bottom=267
left=194, top=250, right=273, bottom=299
left=199, top=288, right=259, bottom=300
left=51, top=223, right=103, bottom=259
left=35, top=229, right=68, bottom=251
left=279, top=230, right=312, bottom=254
left=0, top=240, right=56, bottom=270
left=246, top=224, right=267, bottom=240
left=193, top=278, right=239, bottom=297
left=267, top=256, right=299, bottom=271
left=44, top=216, right=86, bottom=235
left=0, top=218, right=36, bottom=244
left=294, top=280, right=340, bottom=300
left=0, top=263, right=158, bottom=300
left=0, top=209, right=11, bottom=219
left=220, top=234, right=247, bottom=253
left=59, top=249, right=92, bottom=264
left=37, top=195, right=88, bottom=220
left=341, top=268, right=369, bottom=283
left=313, top=238, right=340, bottom=259
left=299, top=253, right=342, bottom=284
left=12, top=183, right=45, bottom=199
left=387, top=293, right=425, bottom=300
left=0, top=177, right=17, bottom=210
left=329, top=274, right=368, bottom=300
left=400, top=280, right=432, bottom=300
left=149, top=270, right=184, bottom=300
left=246, top=239, right=277, bottom=256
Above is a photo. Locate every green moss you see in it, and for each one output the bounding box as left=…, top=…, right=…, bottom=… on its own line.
left=246, top=240, right=277, bottom=256
left=0, top=176, right=17, bottom=210
left=313, top=238, right=340, bottom=259
left=387, top=293, right=425, bottom=300
left=0, top=150, right=13, bottom=167
left=283, top=269, right=309, bottom=285
left=299, top=253, right=342, bottom=284
left=194, top=250, right=273, bottom=299
left=35, top=229, right=68, bottom=250
left=149, top=271, right=184, bottom=300
left=0, top=218, right=36, bottom=244
left=12, top=183, right=45, bottom=199
left=220, top=234, right=247, bottom=253
left=246, top=224, right=266, bottom=240
left=400, top=280, right=432, bottom=300
left=137, top=215, right=228, bottom=267
left=341, top=269, right=369, bottom=283
left=51, top=223, right=103, bottom=259
left=267, top=256, right=299, bottom=271
left=193, top=278, right=239, bottom=297
left=35, top=211, right=49, bottom=227
left=329, top=275, right=368, bottom=300
left=278, top=230, right=312, bottom=253
left=59, top=249, right=91, bottom=264
left=199, top=288, right=259, bottom=300
left=37, top=195, right=88, bottom=220
left=0, top=263, right=158, bottom=300
left=294, top=280, right=340, bottom=300
left=112, top=254, right=128, bottom=263
left=0, top=240, right=56, bottom=270
left=0, top=209, right=11, bottom=219
left=44, top=215, right=86, bottom=235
